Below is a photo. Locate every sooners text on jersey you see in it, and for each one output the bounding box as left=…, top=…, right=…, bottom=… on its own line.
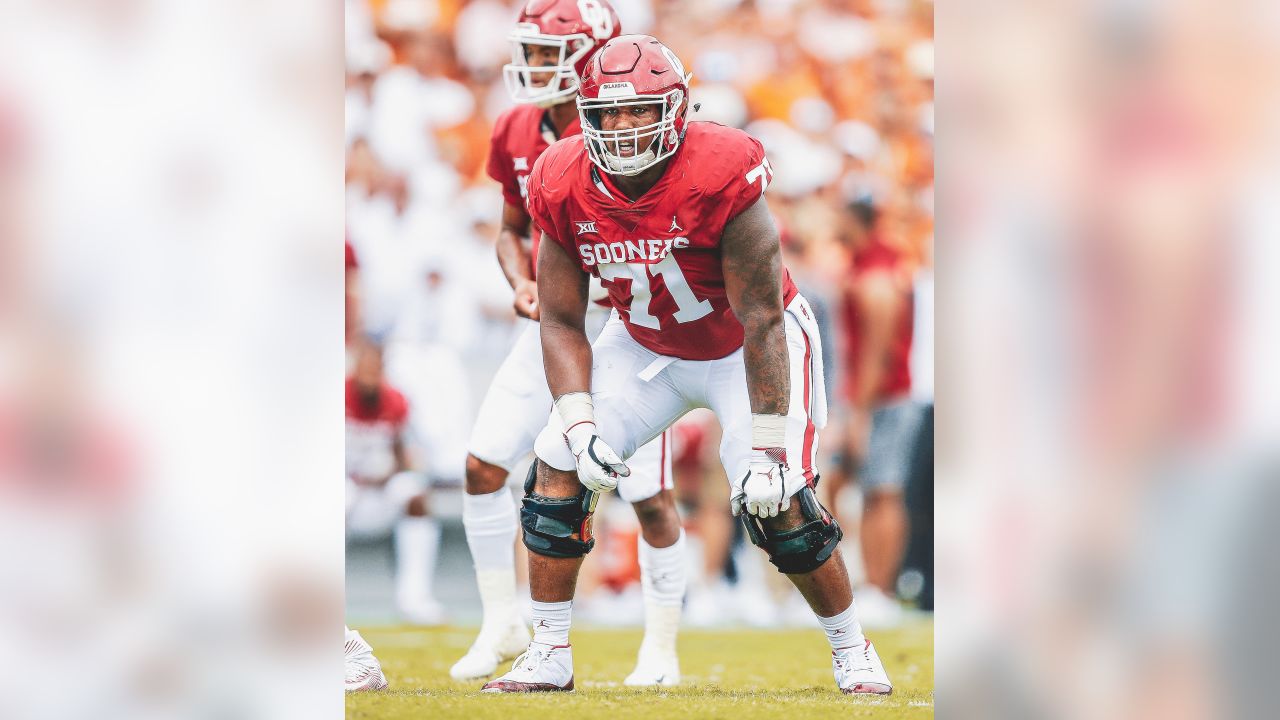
left=487, top=104, right=583, bottom=277
left=526, top=121, right=798, bottom=361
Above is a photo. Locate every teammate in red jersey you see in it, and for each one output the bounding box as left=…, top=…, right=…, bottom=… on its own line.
left=456, top=1, right=686, bottom=686
left=482, top=35, right=893, bottom=696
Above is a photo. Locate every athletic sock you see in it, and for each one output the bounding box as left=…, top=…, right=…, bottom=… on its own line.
left=530, top=600, right=573, bottom=646
left=816, top=601, right=867, bottom=652
left=463, top=486, right=518, bottom=570
left=462, top=487, right=519, bottom=630
left=637, top=529, right=686, bottom=657
left=395, top=516, right=441, bottom=602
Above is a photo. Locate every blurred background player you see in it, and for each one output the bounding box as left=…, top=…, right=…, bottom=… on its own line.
left=344, top=243, right=389, bottom=693
left=346, top=339, right=445, bottom=625
left=452, top=0, right=686, bottom=686
left=831, top=191, right=919, bottom=628
left=346, top=238, right=363, bottom=348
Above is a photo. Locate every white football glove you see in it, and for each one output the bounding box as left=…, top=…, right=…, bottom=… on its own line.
left=565, top=422, right=630, bottom=493
left=733, top=447, right=792, bottom=518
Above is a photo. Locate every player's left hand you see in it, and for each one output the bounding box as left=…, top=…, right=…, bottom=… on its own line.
left=734, top=449, right=791, bottom=518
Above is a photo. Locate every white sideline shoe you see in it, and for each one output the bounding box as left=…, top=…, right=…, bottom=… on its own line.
left=855, top=585, right=904, bottom=629
left=683, top=585, right=725, bottom=628
left=833, top=639, right=893, bottom=695
left=481, top=642, right=574, bottom=693
left=450, top=618, right=531, bottom=681
left=625, top=603, right=682, bottom=686
left=624, top=650, right=680, bottom=687
left=397, top=595, right=447, bottom=626
left=344, top=630, right=388, bottom=692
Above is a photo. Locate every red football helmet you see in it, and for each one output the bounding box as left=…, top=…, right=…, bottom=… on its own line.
left=577, top=35, right=691, bottom=176
left=504, top=0, right=622, bottom=108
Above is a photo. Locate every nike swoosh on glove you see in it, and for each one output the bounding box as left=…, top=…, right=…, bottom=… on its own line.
left=736, top=447, right=791, bottom=518
left=565, top=422, right=630, bottom=493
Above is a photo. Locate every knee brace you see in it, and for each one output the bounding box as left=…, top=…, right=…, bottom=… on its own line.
left=519, top=461, right=596, bottom=559
left=740, top=485, right=842, bottom=574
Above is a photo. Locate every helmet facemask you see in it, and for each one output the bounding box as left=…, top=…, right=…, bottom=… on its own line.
left=503, top=24, right=594, bottom=108
left=579, top=86, right=686, bottom=177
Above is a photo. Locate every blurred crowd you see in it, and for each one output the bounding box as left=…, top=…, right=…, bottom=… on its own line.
left=344, top=0, right=934, bottom=628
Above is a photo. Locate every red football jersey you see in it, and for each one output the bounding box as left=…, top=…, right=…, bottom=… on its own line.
left=526, top=121, right=798, bottom=361
left=345, top=239, right=358, bottom=270
left=842, top=235, right=914, bottom=404
left=486, top=104, right=583, bottom=277
left=345, top=378, right=409, bottom=481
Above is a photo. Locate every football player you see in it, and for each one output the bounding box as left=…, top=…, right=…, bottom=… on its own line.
left=482, top=36, right=893, bottom=695
left=345, top=339, right=444, bottom=625
left=454, top=0, right=686, bottom=686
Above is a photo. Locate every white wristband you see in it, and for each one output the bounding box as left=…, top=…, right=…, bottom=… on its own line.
left=555, top=392, right=595, bottom=434
left=751, top=413, right=787, bottom=448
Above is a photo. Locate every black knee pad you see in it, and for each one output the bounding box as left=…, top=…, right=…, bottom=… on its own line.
left=520, top=461, right=596, bottom=559
left=740, top=486, right=843, bottom=574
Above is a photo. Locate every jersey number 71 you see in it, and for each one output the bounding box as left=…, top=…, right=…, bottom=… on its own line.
left=598, top=255, right=712, bottom=329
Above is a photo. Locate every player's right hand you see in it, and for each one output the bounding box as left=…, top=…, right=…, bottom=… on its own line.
left=564, top=421, right=629, bottom=493
left=513, top=278, right=539, bottom=321
left=735, top=448, right=791, bottom=518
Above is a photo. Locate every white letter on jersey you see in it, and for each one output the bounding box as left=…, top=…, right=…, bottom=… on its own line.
left=745, top=157, right=773, bottom=196
left=598, top=255, right=711, bottom=329
left=651, top=254, right=712, bottom=323
left=598, top=262, right=659, bottom=329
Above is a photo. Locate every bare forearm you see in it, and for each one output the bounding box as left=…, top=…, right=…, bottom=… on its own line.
left=742, top=312, right=790, bottom=415
left=534, top=224, right=590, bottom=396
left=722, top=199, right=791, bottom=417
left=393, top=437, right=413, bottom=473
left=540, top=318, right=593, bottom=399
left=495, top=226, right=533, bottom=290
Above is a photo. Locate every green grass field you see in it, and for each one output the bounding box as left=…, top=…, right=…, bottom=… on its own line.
left=347, top=617, right=933, bottom=719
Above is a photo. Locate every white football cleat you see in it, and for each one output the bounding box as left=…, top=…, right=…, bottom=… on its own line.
left=833, top=639, right=893, bottom=695
left=344, top=630, right=389, bottom=692
left=624, top=650, right=680, bottom=687
left=449, top=618, right=531, bottom=681
left=480, top=642, right=574, bottom=693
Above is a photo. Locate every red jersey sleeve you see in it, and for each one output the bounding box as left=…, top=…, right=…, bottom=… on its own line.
left=725, top=134, right=772, bottom=219
left=486, top=115, right=524, bottom=208
left=345, top=240, right=358, bottom=270
left=525, top=142, right=577, bottom=265
left=385, top=387, right=410, bottom=432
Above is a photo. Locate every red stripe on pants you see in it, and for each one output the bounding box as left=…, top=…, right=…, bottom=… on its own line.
left=801, top=329, right=817, bottom=485
left=659, top=431, right=668, bottom=489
